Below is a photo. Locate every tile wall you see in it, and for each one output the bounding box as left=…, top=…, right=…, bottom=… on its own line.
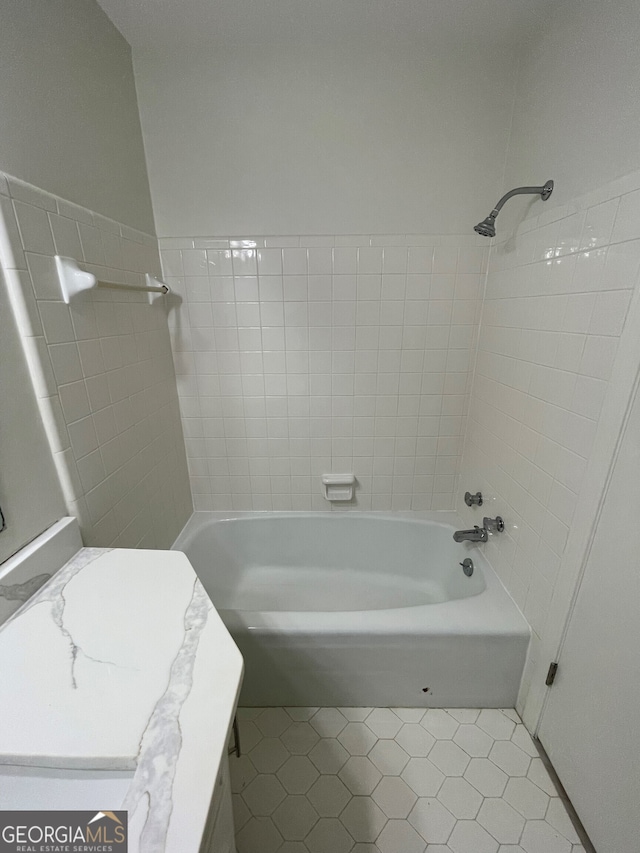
left=159, top=235, right=488, bottom=511
left=457, top=170, right=640, bottom=711
left=0, top=173, right=192, bottom=548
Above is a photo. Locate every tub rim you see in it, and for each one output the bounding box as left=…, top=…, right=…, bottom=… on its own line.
left=172, top=510, right=530, bottom=640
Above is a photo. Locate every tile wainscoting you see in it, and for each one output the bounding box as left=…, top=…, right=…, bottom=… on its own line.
left=160, top=234, right=488, bottom=512
left=0, top=173, right=192, bottom=548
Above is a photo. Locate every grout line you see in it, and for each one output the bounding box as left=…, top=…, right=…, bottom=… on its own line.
left=534, top=735, right=597, bottom=853
left=232, top=706, right=585, bottom=852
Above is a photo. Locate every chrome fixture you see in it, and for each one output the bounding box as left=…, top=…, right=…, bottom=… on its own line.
left=474, top=180, right=554, bottom=237
left=453, top=515, right=504, bottom=543
left=459, top=558, right=474, bottom=577
left=464, top=491, right=483, bottom=507
left=483, top=516, right=505, bottom=533
left=453, top=526, right=488, bottom=543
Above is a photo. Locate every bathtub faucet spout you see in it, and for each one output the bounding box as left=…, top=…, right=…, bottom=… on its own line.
left=453, top=526, right=488, bottom=543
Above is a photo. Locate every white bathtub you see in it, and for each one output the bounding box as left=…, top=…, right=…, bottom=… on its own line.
left=173, top=512, right=529, bottom=707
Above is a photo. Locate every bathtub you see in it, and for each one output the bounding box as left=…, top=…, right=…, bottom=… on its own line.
left=173, top=512, right=529, bottom=707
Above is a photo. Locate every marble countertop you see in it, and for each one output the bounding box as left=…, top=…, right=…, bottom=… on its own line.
left=0, top=547, right=244, bottom=853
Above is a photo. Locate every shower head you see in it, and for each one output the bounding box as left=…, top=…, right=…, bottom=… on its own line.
left=474, top=180, right=554, bottom=238
left=474, top=213, right=497, bottom=238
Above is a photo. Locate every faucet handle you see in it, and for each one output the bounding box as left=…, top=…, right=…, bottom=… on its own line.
left=459, top=558, right=474, bottom=576
left=483, top=516, right=504, bottom=533
left=464, top=491, right=483, bottom=507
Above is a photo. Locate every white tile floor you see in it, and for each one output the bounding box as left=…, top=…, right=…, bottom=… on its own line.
left=231, top=707, right=586, bottom=853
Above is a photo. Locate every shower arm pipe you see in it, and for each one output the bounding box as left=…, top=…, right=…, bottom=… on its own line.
left=474, top=180, right=553, bottom=237
left=488, top=182, right=554, bottom=217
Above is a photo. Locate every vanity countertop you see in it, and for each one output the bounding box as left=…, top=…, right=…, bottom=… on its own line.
left=0, top=546, right=243, bottom=853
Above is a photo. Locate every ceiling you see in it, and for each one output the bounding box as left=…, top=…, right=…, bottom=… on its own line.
left=97, top=0, right=554, bottom=52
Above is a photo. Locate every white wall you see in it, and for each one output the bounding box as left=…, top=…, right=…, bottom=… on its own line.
left=134, top=43, right=518, bottom=237
left=0, top=0, right=155, bottom=233
left=503, top=0, right=640, bottom=215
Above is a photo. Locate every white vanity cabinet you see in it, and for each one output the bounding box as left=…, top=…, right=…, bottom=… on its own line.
left=0, top=545, right=244, bottom=853
left=201, top=753, right=236, bottom=853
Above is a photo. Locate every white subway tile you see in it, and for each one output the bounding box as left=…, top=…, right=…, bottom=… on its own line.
left=407, top=246, right=434, bottom=274
left=38, top=301, right=75, bottom=343
left=210, top=275, right=235, bottom=301
left=283, top=248, right=308, bottom=275
left=305, top=236, right=334, bottom=248
left=78, top=223, right=105, bottom=265
left=232, top=248, right=258, bottom=275
left=3, top=268, right=42, bottom=337
left=67, top=415, right=100, bottom=459
left=404, top=301, right=429, bottom=326
left=59, top=380, right=91, bottom=423
left=579, top=334, right=618, bottom=380
left=382, top=247, right=408, bottom=274
left=357, top=247, right=383, bottom=274
left=602, top=239, right=640, bottom=289
left=207, top=249, right=233, bottom=275
left=49, top=213, right=83, bottom=258
left=563, top=293, right=596, bottom=333
left=7, top=177, right=57, bottom=211
left=611, top=188, right=640, bottom=244
left=235, top=277, right=259, bottom=301
left=308, top=247, right=332, bottom=274
left=182, top=248, right=208, bottom=275
left=588, top=290, right=632, bottom=336
left=0, top=195, right=27, bottom=268
left=257, top=248, right=282, bottom=276
left=573, top=249, right=607, bottom=292
left=283, top=275, right=308, bottom=301
left=259, top=276, right=284, bottom=302
left=457, top=247, right=485, bottom=274
left=14, top=200, right=55, bottom=254
left=264, top=236, right=299, bottom=248
left=49, top=342, right=83, bottom=385
left=571, top=375, right=607, bottom=420
left=214, top=302, right=238, bottom=327
left=309, top=274, right=331, bottom=300
left=333, top=247, right=357, bottom=275
left=186, top=277, right=211, bottom=301
left=236, top=302, right=261, bottom=327
left=433, top=246, right=458, bottom=274
left=581, top=198, right=620, bottom=250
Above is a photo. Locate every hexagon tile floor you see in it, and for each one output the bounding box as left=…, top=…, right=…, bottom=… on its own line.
left=230, top=706, right=587, bottom=853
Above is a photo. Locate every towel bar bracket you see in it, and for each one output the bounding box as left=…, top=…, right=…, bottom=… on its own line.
left=55, top=256, right=170, bottom=304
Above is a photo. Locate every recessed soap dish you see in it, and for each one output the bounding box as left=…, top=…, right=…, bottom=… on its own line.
left=322, top=474, right=356, bottom=502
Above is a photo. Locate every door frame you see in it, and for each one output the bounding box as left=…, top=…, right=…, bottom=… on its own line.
left=520, top=276, right=640, bottom=733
